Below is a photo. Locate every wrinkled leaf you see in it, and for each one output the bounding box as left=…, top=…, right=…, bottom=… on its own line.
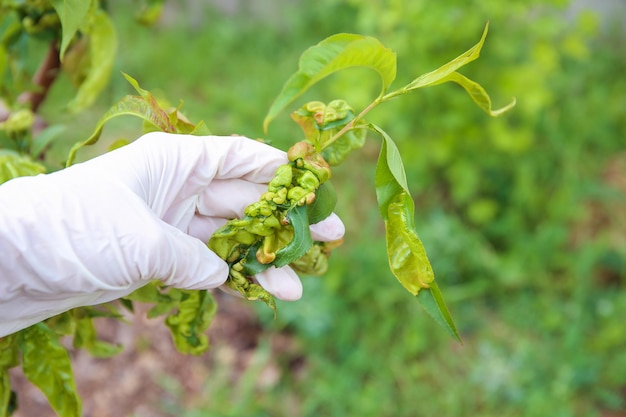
left=50, top=0, right=92, bottom=60
left=165, top=290, right=216, bottom=355
left=385, top=192, right=434, bottom=293
left=264, top=33, right=396, bottom=131
left=373, top=125, right=460, bottom=341
left=240, top=205, right=313, bottom=275
left=19, top=323, right=81, bottom=417
left=321, top=122, right=367, bottom=166
left=67, top=9, right=117, bottom=113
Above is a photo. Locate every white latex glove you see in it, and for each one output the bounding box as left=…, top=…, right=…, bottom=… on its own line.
left=0, top=132, right=345, bottom=337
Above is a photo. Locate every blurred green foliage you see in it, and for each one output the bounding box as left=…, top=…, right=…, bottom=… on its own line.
left=17, top=0, right=626, bottom=415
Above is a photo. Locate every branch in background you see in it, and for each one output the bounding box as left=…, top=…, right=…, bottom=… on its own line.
left=19, top=41, right=61, bottom=114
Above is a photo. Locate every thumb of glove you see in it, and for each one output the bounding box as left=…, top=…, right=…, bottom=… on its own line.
left=147, top=223, right=230, bottom=290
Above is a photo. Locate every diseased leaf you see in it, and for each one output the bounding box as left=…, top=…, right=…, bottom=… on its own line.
left=50, top=0, right=92, bottom=60
left=321, top=122, right=368, bottom=166
left=385, top=192, right=434, bottom=294
left=373, top=125, right=460, bottom=340
left=67, top=9, right=117, bottom=113
left=264, top=34, right=396, bottom=131
left=165, top=290, right=217, bottom=355
left=19, top=323, right=81, bottom=417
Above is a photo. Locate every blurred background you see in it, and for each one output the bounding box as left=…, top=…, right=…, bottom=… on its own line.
left=10, top=0, right=626, bottom=416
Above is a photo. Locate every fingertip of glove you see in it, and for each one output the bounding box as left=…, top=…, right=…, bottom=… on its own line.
left=310, top=212, right=345, bottom=242
left=255, top=267, right=303, bottom=301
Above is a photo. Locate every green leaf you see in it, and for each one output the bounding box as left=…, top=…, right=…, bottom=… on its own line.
left=372, top=125, right=410, bottom=218
left=274, top=205, right=313, bottom=267
left=72, top=310, right=123, bottom=358
left=1, top=334, right=18, bottom=417
left=67, top=9, right=117, bottom=113
left=50, top=0, right=92, bottom=60
left=165, top=290, right=217, bottom=355
left=1, top=371, right=12, bottom=417
left=122, top=73, right=176, bottom=133
left=264, top=34, right=396, bottom=131
left=135, top=0, right=165, bottom=25
left=307, top=181, right=337, bottom=224
left=66, top=73, right=208, bottom=165
left=402, top=22, right=490, bottom=92
left=426, top=71, right=516, bottom=116
left=385, top=22, right=515, bottom=116
left=19, top=323, right=81, bottom=417
left=31, top=124, right=66, bottom=158
left=417, top=283, right=462, bottom=342
left=124, top=282, right=183, bottom=318
left=66, top=94, right=168, bottom=166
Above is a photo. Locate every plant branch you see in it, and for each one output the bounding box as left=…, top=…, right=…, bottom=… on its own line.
left=19, top=41, right=61, bottom=113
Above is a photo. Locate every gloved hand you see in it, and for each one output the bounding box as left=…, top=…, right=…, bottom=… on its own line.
left=0, top=132, right=345, bottom=337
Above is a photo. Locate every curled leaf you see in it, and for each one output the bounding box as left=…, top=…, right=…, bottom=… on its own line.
left=385, top=192, right=434, bottom=294
left=165, top=290, right=217, bottom=355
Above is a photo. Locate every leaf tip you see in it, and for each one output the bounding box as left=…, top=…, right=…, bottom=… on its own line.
left=490, top=96, right=517, bottom=117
